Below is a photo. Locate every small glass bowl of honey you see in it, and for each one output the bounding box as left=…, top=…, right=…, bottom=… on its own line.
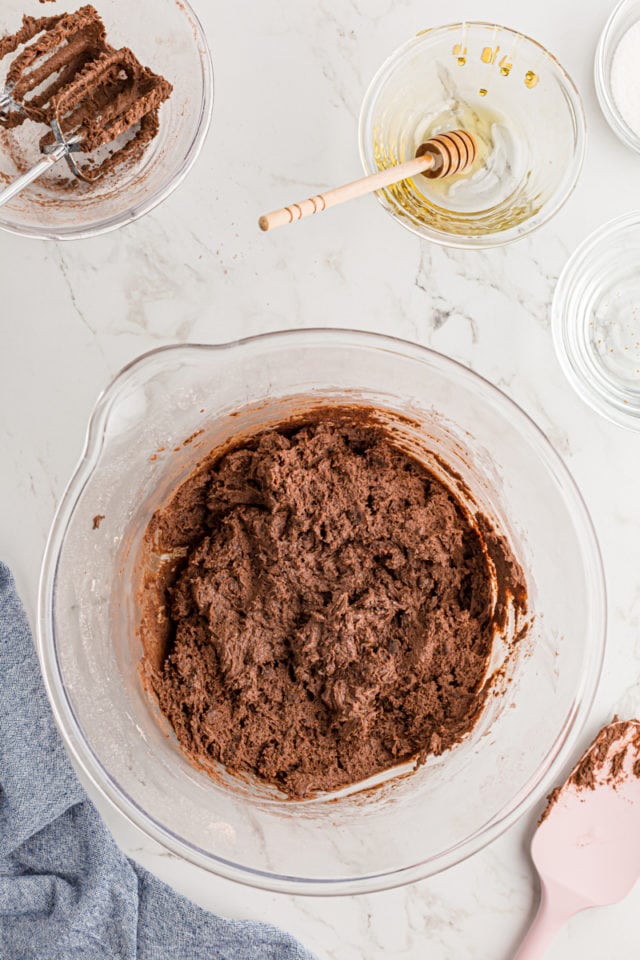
left=358, top=22, right=585, bottom=247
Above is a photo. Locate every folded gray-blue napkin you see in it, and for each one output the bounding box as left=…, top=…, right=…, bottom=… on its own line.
left=0, top=562, right=317, bottom=960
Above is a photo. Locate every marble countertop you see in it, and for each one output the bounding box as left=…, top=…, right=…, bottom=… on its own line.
left=2, top=0, right=640, bottom=955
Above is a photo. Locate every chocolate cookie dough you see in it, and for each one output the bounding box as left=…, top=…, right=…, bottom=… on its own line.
left=140, top=408, right=527, bottom=799
left=542, top=718, right=640, bottom=822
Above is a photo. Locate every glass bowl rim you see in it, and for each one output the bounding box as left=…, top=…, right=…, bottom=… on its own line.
left=37, top=327, right=606, bottom=895
left=0, top=0, right=214, bottom=241
left=594, top=0, right=640, bottom=156
left=552, top=209, right=640, bottom=430
left=358, top=21, right=587, bottom=249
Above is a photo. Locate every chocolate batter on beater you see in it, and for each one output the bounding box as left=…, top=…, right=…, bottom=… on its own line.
left=0, top=6, right=172, bottom=180
left=140, top=408, right=527, bottom=799
left=0, top=7, right=107, bottom=126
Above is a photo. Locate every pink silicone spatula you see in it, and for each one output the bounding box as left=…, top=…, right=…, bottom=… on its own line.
left=513, top=718, right=640, bottom=959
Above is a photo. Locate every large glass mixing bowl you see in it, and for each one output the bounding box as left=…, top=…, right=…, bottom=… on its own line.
left=0, top=0, right=212, bottom=239
left=38, top=329, right=605, bottom=894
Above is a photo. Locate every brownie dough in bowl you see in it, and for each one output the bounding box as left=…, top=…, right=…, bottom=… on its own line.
left=140, top=407, right=527, bottom=799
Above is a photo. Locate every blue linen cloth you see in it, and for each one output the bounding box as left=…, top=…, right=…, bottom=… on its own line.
left=0, top=562, right=317, bottom=960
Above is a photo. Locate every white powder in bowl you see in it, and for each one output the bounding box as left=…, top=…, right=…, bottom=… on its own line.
left=611, top=20, right=640, bottom=138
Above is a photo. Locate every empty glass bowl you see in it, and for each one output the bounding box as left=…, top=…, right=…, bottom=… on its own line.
left=553, top=211, right=640, bottom=429
left=359, top=22, right=586, bottom=247
left=38, top=329, right=605, bottom=894
left=0, top=0, right=213, bottom=239
left=595, top=0, right=640, bottom=154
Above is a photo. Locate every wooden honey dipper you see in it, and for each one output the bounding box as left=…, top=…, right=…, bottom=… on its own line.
left=259, top=129, right=477, bottom=232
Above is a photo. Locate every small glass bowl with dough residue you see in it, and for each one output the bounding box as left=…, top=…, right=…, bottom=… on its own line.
left=38, top=329, right=605, bottom=895
left=359, top=22, right=585, bottom=247
left=553, top=211, right=640, bottom=429
left=0, top=0, right=212, bottom=239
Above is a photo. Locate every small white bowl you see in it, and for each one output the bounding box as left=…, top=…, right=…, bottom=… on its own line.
left=595, top=0, right=640, bottom=154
